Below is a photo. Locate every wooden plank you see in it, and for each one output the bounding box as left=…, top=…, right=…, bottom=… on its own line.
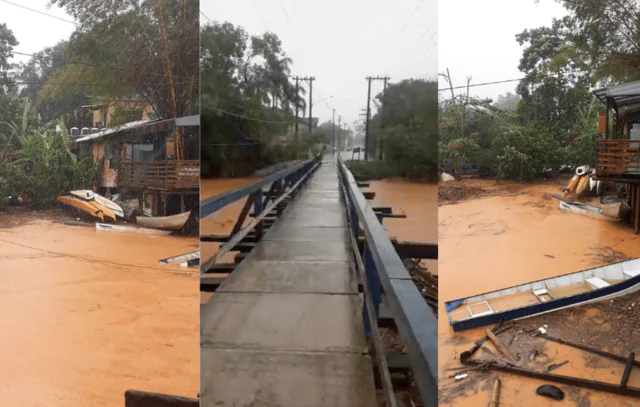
left=635, top=185, right=639, bottom=234
left=485, top=328, right=517, bottom=363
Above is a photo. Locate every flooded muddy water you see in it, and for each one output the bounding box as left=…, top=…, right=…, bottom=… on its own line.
left=368, top=180, right=437, bottom=273
left=200, top=178, right=256, bottom=304
left=439, top=178, right=640, bottom=406
left=0, top=214, right=199, bottom=406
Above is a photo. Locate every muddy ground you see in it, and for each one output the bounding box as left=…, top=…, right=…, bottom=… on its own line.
left=0, top=207, right=199, bottom=406
left=439, top=176, right=640, bottom=407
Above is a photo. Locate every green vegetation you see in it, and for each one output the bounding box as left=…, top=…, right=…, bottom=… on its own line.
left=440, top=2, right=640, bottom=181
left=200, top=21, right=311, bottom=177
left=0, top=101, right=94, bottom=208
left=347, top=79, right=438, bottom=182
left=0, top=1, right=197, bottom=208
left=201, top=21, right=437, bottom=179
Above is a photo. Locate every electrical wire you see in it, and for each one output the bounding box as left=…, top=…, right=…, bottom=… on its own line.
left=200, top=10, right=213, bottom=24
left=0, top=237, right=195, bottom=275
left=1, top=80, right=180, bottom=87
left=0, top=0, right=76, bottom=24
left=204, top=103, right=296, bottom=124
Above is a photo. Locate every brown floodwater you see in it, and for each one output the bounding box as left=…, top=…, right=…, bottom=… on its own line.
left=368, top=180, right=437, bottom=274
left=439, top=178, right=640, bottom=406
left=200, top=178, right=257, bottom=304
left=0, top=214, right=199, bottom=406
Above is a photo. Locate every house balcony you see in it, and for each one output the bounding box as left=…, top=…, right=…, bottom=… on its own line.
left=118, top=159, right=199, bottom=190
left=595, top=139, right=640, bottom=181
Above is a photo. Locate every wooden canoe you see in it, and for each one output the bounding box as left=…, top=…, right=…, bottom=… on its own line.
left=446, top=258, right=640, bottom=332
left=136, top=211, right=191, bottom=231
left=70, top=190, right=124, bottom=218
left=57, top=195, right=104, bottom=222
left=559, top=201, right=621, bottom=221
left=95, top=223, right=173, bottom=235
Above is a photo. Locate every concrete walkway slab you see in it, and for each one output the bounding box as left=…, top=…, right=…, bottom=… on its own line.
left=201, top=348, right=377, bottom=407
left=252, top=240, right=351, bottom=261
left=201, top=292, right=366, bottom=352
left=218, top=260, right=357, bottom=294
left=263, top=223, right=348, bottom=242
left=201, top=158, right=375, bottom=406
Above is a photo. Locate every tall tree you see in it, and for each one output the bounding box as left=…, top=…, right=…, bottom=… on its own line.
left=18, top=41, right=89, bottom=123
left=369, top=79, right=438, bottom=179
left=0, top=23, right=18, bottom=95
left=552, top=0, right=640, bottom=82
left=200, top=21, right=304, bottom=176
left=42, top=0, right=199, bottom=119
left=515, top=20, right=593, bottom=141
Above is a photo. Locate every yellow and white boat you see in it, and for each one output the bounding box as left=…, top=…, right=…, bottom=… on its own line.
left=57, top=195, right=105, bottom=222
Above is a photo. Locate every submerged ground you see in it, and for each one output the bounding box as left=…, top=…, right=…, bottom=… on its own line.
left=0, top=208, right=199, bottom=406
left=439, top=176, right=640, bottom=407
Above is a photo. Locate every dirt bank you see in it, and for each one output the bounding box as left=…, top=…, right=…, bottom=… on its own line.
left=0, top=211, right=199, bottom=406
left=439, top=177, right=640, bottom=406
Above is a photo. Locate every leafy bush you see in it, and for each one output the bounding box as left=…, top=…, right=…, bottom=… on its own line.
left=0, top=110, right=95, bottom=209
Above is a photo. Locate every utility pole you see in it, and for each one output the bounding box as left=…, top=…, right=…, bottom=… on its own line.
left=380, top=77, right=389, bottom=160
left=364, top=75, right=390, bottom=161
left=293, top=76, right=301, bottom=145
left=307, top=77, right=315, bottom=134
left=332, top=109, right=336, bottom=156
left=338, top=116, right=342, bottom=155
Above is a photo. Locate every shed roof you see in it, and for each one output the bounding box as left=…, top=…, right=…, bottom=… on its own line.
left=593, top=80, right=640, bottom=109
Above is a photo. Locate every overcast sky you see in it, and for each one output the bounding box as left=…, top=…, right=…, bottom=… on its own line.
left=1, top=0, right=75, bottom=64
left=439, top=0, right=567, bottom=102
left=202, top=0, right=437, bottom=129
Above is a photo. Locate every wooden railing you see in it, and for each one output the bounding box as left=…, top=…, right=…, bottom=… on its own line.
left=118, top=160, right=199, bottom=190
left=596, top=139, right=640, bottom=178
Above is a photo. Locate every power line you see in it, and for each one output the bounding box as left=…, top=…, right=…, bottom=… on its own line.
left=0, top=0, right=76, bottom=25
left=279, top=0, right=292, bottom=26
left=1, top=80, right=174, bottom=87
left=0, top=238, right=192, bottom=275
left=400, top=0, right=426, bottom=34
left=438, top=77, right=524, bottom=92
left=249, top=0, right=270, bottom=32
left=200, top=11, right=213, bottom=24
left=204, top=104, right=296, bottom=125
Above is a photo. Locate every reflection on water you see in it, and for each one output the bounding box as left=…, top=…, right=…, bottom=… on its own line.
left=439, top=179, right=640, bottom=406
left=0, top=216, right=199, bottom=406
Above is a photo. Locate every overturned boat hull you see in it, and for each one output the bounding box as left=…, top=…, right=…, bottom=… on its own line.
left=70, top=190, right=124, bottom=218
left=87, top=200, right=117, bottom=222
left=136, top=211, right=191, bottom=231
left=57, top=195, right=104, bottom=222
left=446, top=258, right=640, bottom=332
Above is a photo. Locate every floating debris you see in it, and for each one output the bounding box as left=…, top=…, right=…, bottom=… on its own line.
left=536, top=384, right=565, bottom=401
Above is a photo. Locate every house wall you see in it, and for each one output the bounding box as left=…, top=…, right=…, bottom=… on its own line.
left=91, top=141, right=117, bottom=189
left=91, top=102, right=155, bottom=128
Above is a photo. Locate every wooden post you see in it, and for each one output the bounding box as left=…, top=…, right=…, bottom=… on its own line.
left=489, top=378, right=502, bottom=407
left=606, top=97, right=611, bottom=140
left=633, top=184, right=640, bottom=235
left=630, top=185, right=635, bottom=227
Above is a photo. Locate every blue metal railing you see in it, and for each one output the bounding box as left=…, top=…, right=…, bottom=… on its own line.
left=337, top=157, right=438, bottom=407
left=199, top=156, right=322, bottom=274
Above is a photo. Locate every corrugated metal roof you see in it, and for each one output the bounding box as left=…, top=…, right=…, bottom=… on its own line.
left=175, top=114, right=200, bottom=127
left=593, top=80, right=640, bottom=108
left=75, top=119, right=156, bottom=142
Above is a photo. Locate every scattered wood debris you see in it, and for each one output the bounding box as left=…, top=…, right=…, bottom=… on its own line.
left=404, top=259, right=438, bottom=315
